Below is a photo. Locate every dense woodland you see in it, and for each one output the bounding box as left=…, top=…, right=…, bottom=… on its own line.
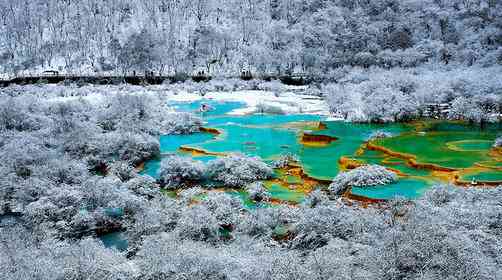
left=1, top=85, right=502, bottom=279
left=0, top=0, right=502, bottom=75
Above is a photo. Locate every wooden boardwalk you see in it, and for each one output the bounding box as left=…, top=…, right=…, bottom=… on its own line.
left=0, top=74, right=195, bottom=87
left=0, top=73, right=312, bottom=87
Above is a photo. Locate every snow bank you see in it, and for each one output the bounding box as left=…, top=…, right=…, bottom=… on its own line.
left=169, top=90, right=330, bottom=116
left=4, top=83, right=330, bottom=118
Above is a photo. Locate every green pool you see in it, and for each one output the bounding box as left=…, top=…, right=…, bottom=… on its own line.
left=142, top=100, right=501, bottom=203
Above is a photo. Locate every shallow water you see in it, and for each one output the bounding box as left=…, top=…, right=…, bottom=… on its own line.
left=142, top=99, right=501, bottom=202
left=99, top=231, right=128, bottom=251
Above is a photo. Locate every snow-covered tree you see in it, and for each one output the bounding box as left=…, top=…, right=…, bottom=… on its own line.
left=494, top=136, right=502, bottom=148
left=207, top=154, right=274, bottom=187
left=159, top=156, right=206, bottom=188
left=245, top=182, right=270, bottom=203
left=448, top=96, right=488, bottom=123
left=329, top=165, right=398, bottom=195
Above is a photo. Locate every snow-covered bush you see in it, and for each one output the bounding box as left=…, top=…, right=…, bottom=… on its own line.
left=0, top=97, right=41, bottom=131
left=124, top=175, right=159, bottom=199
left=37, top=158, right=90, bottom=185
left=494, top=136, right=502, bottom=148
left=115, top=133, right=160, bottom=165
left=257, top=80, right=285, bottom=92
left=302, top=189, right=329, bottom=208
left=271, top=153, right=299, bottom=168
left=245, top=182, right=270, bottom=203
left=159, top=156, right=206, bottom=188
left=108, top=161, right=137, bottom=182
left=326, top=66, right=502, bottom=123
left=207, top=154, right=274, bottom=187
left=367, top=130, right=393, bottom=141
left=175, top=204, right=220, bottom=241
left=255, top=102, right=285, bottom=115
left=202, top=192, right=243, bottom=226
left=177, top=187, right=205, bottom=204
left=163, top=112, right=202, bottom=135
left=329, top=165, right=397, bottom=195
left=448, top=96, right=488, bottom=123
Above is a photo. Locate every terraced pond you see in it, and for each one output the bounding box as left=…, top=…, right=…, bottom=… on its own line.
left=142, top=99, right=502, bottom=205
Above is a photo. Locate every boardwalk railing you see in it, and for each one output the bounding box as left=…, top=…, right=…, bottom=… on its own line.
left=0, top=72, right=313, bottom=87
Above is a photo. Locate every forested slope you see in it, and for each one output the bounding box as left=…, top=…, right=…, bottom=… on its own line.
left=1, top=0, right=501, bottom=76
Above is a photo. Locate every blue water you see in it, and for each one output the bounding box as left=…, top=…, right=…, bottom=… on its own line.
left=143, top=99, right=438, bottom=201
left=99, top=231, right=128, bottom=251
left=351, top=178, right=432, bottom=200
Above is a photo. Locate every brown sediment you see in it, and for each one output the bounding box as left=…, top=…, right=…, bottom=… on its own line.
left=268, top=198, right=300, bottom=206
left=366, top=142, right=457, bottom=172
left=355, top=146, right=366, bottom=156
left=135, top=161, right=145, bottom=172
left=282, top=121, right=327, bottom=131
left=282, top=163, right=332, bottom=185
left=300, top=132, right=338, bottom=146
left=431, top=170, right=458, bottom=183
left=475, top=161, right=502, bottom=170
left=338, top=156, right=405, bottom=176
left=385, top=167, right=407, bottom=177
left=454, top=179, right=502, bottom=187
left=489, top=147, right=502, bottom=158
left=338, top=156, right=364, bottom=170
left=411, top=120, right=428, bottom=132
left=179, top=146, right=226, bottom=156
left=265, top=163, right=332, bottom=205
left=200, top=126, right=221, bottom=135
left=342, top=191, right=386, bottom=207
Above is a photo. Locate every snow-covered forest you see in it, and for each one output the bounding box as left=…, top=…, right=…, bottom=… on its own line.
left=1, top=1, right=502, bottom=279
left=1, top=86, right=502, bottom=279
left=1, top=0, right=502, bottom=76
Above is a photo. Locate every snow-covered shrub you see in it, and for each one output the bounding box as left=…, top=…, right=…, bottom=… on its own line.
left=362, top=87, right=418, bottom=122
left=448, top=96, right=488, bottom=123
left=202, top=192, right=243, bottom=226
left=493, top=136, right=501, bottom=148
left=178, top=187, right=205, bottom=204
left=257, top=80, right=285, bottom=92
left=245, top=182, right=270, bottom=203
left=421, top=184, right=456, bottom=206
left=108, top=161, right=137, bottom=182
left=163, top=112, right=202, bottom=135
left=302, top=189, right=329, bottom=208
left=325, top=83, right=360, bottom=120
left=255, top=102, right=285, bottom=115
left=175, top=204, right=220, bottom=241
left=0, top=97, right=42, bottom=131
left=326, top=66, right=502, bottom=123
left=329, top=165, right=397, bottom=195
left=271, top=153, right=299, bottom=168
left=37, top=158, right=90, bottom=185
left=376, top=48, right=427, bottom=68
left=124, top=175, right=159, bottom=199
left=115, top=133, right=160, bottom=165
left=368, top=130, right=393, bottom=141
left=159, top=156, right=206, bottom=188
left=207, top=154, right=273, bottom=187
left=135, top=233, right=231, bottom=279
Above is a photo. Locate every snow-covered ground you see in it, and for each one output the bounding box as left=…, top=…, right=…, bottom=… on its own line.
left=169, top=90, right=330, bottom=116
left=9, top=84, right=330, bottom=117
